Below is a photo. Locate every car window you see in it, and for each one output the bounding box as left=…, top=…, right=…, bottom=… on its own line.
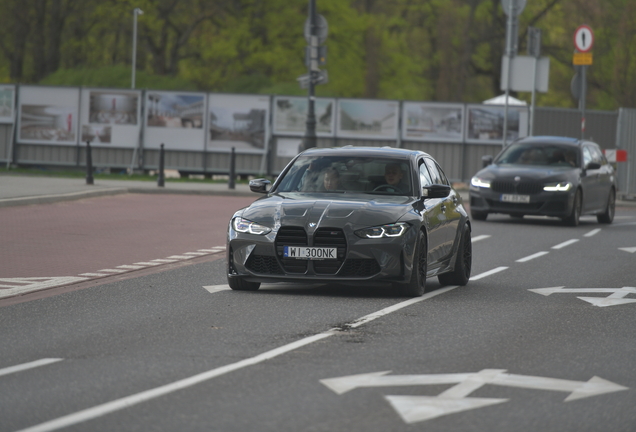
left=424, top=158, right=448, bottom=185
left=582, top=146, right=593, bottom=166
left=275, top=155, right=413, bottom=195
left=495, top=143, right=580, bottom=167
left=419, top=162, right=433, bottom=187
left=588, top=145, right=606, bottom=165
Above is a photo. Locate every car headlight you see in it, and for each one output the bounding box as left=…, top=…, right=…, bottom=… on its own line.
left=355, top=222, right=409, bottom=239
left=232, top=217, right=271, bottom=235
left=543, top=182, right=572, bottom=192
left=470, top=176, right=491, bottom=188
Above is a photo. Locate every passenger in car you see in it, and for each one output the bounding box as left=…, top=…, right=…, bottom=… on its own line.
left=321, top=167, right=341, bottom=191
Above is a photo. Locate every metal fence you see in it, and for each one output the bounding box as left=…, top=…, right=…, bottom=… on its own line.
left=2, top=94, right=630, bottom=188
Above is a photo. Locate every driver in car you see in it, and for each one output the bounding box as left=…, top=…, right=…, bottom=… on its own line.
left=376, top=163, right=409, bottom=193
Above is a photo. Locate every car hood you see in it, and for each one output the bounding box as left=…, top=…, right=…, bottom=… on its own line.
left=476, top=165, right=577, bottom=182
left=238, top=192, right=415, bottom=230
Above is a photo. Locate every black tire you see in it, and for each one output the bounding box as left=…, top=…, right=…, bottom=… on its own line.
left=597, top=189, right=615, bottom=224
left=227, top=248, right=260, bottom=291
left=400, top=230, right=427, bottom=297
left=228, top=277, right=260, bottom=291
left=471, top=210, right=488, bottom=221
left=438, top=224, right=472, bottom=286
left=563, top=189, right=582, bottom=227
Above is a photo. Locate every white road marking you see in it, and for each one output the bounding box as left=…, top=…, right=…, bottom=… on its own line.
left=552, top=239, right=579, bottom=249
left=0, top=358, right=63, bottom=378
left=529, top=286, right=636, bottom=307
left=471, top=235, right=491, bottom=243
left=470, top=267, right=508, bottom=281
left=18, top=283, right=473, bottom=432
left=203, top=285, right=231, bottom=293
left=167, top=255, right=195, bottom=259
left=116, top=265, right=145, bottom=270
left=0, top=277, right=88, bottom=299
left=618, top=247, right=636, bottom=254
left=184, top=252, right=208, bottom=256
left=198, top=249, right=224, bottom=253
left=78, top=273, right=109, bottom=277
left=97, top=269, right=127, bottom=273
left=516, top=251, right=549, bottom=263
left=133, top=262, right=162, bottom=266
left=321, top=369, right=628, bottom=424
left=584, top=228, right=601, bottom=237
left=150, top=259, right=178, bottom=263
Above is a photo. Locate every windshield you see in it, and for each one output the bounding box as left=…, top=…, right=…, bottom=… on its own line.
left=276, top=155, right=413, bottom=195
left=495, top=143, right=579, bottom=168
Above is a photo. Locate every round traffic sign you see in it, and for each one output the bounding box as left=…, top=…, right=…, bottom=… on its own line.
left=501, top=0, right=527, bottom=16
left=304, top=14, right=328, bottom=45
left=574, top=25, right=594, bottom=52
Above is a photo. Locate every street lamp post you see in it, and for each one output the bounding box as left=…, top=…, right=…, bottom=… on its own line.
left=131, top=8, right=143, bottom=89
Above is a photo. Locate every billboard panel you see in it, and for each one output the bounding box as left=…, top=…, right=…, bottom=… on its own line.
left=273, top=96, right=335, bottom=137
left=337, top=99, right=399, bottom=140
left=79, top=89, right=141, bottom=148
left=208, top=94, right=269, bottom=154
left=465, top=104, right=529, bottom=144
left=144, top=91, right=206, bottom=150
left=0, top=85, right=15, bottom=123
left=402, top=102, right=464, bottom=142
left=17, top=86, right=79, bottom=145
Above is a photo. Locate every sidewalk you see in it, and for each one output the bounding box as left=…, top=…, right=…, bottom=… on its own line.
left=0, top=174, right=255, bottom=208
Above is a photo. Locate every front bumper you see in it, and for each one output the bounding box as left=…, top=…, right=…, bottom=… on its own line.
left=469, top=188, right=575, bottom=217
left=227, top=225, right=417, bottom=285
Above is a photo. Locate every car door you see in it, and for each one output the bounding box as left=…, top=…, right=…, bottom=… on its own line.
left=418, top=160, right=446, bottom=266
left=580, top=144, right=603, bottom=211
left=423, top=158, right=459, bottom=261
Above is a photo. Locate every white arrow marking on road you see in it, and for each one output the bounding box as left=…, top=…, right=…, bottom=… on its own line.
left=203, top=285, right=231, bottom=293
left=619, top=247, right=636, bottom=253
left=0, top=277, right=88, bottom=299
left=529, top=286, right=636, bottom=307
left=321, top=369, right=628, bottom=424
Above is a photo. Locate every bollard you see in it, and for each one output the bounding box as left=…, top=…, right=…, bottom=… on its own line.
left=229, top=147, right=236, bottom=189
left=157, top=143, right=165, bottom=187
left=85, top=141, right=94, bottom=185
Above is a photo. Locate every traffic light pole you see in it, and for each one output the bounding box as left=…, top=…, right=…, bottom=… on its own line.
left=302, top=0, right=318, bottom=151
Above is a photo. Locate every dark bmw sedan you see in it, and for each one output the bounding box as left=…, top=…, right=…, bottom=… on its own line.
left=469, top=136, right=616, bottom=226
left=226, top=147, right=472, bottom=297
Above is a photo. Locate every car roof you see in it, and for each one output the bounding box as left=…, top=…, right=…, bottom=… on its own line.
left=513, top=136, right=594, bottom=148
left=299, top=146, right=428, bottom=160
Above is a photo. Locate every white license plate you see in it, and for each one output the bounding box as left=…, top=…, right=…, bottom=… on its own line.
left=501, top=194, right=530, bottom=203
left=283, top=246, right=337, bottom=260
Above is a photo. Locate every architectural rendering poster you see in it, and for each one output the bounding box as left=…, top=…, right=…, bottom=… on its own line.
left=79, top=89, right=141, bottom=147
left=466, top=104, right=529, bottom=144
left=0, top=85, right=15, bottom=123
left=337, top=99, right=399, bottom=140
left=273, top=96, right=335, bottom=137
left=208, top=94, right=269, bottom=153
left=17, top=86, right=79, bottom=145
left=144, top=91, right=206, bottom=150
left=402, top=102, right=464, bottom=142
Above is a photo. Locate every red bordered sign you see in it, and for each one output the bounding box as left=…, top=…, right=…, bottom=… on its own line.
left=574, top=25, right=594, bottom=52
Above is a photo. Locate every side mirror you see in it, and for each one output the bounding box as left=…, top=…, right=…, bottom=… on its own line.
left=249, top=178, right=271, bottom=194
left=481, top=155, right=493, bottom=167
left=422, top=184, right=451, bottom=199
left=585, top=162, right=601, bottom=170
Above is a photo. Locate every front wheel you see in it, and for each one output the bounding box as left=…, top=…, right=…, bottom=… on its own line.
left=597, top=189, right=615, bottom=224
left=399, top=230, right=427, bottom=297
left=563, top=190, right=582, bottom=227
left=471, top=210, right=488, bottom=221
left=438, top=224, right=472, bottom=286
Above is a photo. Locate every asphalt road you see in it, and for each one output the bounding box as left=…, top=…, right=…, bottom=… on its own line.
left=1, top=195, right=635, bottom=432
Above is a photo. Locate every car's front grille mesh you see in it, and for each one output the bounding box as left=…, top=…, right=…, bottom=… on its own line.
left=245, top=254, right=284, bottom=275
left=339, top=259, right=381, bottom=277
left=314, top=228, right=346, bottom=274
left=276, top=226, right=308, bottom=273
left=491, top=180, right=543, bottom=195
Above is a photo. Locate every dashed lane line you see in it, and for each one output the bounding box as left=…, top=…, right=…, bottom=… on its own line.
left=0, top=358, right=63, bottom=378
left=471, top=235, right=491, bottom=243
left=552, top=239, right=580, bottom=249
left=584, top=228, right=601, bottom=237
left=516, top=251, right=550, bottom=263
